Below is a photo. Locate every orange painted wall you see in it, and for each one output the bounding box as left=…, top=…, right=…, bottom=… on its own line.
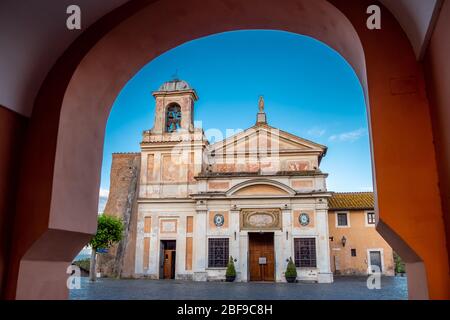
left=332, top=0, right=450, bottom=298
left=328, top=210, right=394, bottom=276
left=424, top=0, right=450, bottom=275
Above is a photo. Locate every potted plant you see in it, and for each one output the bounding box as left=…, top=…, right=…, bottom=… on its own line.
left=225, top=256, right=236, bottom=282
left=285, top=257, right=297, bottom=283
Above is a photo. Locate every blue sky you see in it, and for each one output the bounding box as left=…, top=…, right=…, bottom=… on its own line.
left=99, top=30, right=373, bottom=210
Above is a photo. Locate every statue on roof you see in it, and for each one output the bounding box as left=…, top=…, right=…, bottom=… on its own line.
left=258, top=96, right=265, bottom=113
left=256, top=96, right=267, bottom=125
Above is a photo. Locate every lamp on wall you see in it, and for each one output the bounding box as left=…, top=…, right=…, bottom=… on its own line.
left=341, top=236, right=347, bottom=247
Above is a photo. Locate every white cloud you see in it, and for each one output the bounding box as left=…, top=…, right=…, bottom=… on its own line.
left=307, top=127, right=326, bottom=138
left=329, top=128, right=367, bottom=143
left=98, top=188, right=109, bottom=213
left=99, top=188, right=109, bottom=198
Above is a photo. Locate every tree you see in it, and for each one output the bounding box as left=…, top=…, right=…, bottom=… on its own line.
left=89, top=214, right=124, bottom=281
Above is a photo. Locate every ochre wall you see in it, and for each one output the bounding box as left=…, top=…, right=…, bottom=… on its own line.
left=424, top=0, right=450, bottom=274
left=0, top=105, right=27, bottom=298
left=328, top=210, right=394, bottom=276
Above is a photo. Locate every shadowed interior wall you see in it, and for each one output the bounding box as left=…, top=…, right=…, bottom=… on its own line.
left=0, top=105, right=27, bottom=298
left=3, top=0, right=156, bottom=299
left=425, top=0, right=450, bottom=274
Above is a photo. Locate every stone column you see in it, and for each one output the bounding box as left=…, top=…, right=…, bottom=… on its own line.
left=149, top=214, right=159, bottom=278
left=134, top=209, right=144, bottom=275
left=175, top=216, right=186, bottom=279
left=279, top=207, right=292, bottom=282
left=316, top=208, right=333, bottom=283
left=230, top=208, right=240, bottom=280
left=193, top=208, right=208, bottom=281
left=239, top=232, right=249, bottom=282
left=274, top=231, right=284, bottom=282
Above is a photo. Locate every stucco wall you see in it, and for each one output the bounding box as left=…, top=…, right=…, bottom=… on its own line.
left=328, top=210, right=394, bottom=276
left=424, top=0, right=450, bottom=273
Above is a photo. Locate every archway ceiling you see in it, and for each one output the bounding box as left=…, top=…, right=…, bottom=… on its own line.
left=0, top=0, right=442, bottom=117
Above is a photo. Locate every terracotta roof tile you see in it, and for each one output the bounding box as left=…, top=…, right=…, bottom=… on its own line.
left=328, top=192, right=374, bottom=210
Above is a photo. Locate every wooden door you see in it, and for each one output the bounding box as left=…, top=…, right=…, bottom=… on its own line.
left=163, top=249, right=175, bottom=279
left=249, top=233, right=275, bottom=281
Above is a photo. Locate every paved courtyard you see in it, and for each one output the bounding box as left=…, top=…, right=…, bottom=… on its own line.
left=70, top=276, right=407, bottom=300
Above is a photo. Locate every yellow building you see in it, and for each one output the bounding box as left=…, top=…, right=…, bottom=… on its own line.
left=328, top=192, right=395, bottom=276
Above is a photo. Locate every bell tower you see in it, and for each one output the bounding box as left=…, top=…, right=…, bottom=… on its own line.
left=151, top=79, right=198, bottom=134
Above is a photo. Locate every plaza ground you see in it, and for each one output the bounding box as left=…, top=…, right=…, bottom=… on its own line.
left=69, top=276, right=407, bottom=300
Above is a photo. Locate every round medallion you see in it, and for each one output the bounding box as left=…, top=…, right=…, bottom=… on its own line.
left=214, top=214, right=225, bottom=227
left=299, top=213, right=310, bottom=226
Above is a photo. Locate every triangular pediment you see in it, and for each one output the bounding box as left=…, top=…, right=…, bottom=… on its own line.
left=210, top=125, right=326, bottom=156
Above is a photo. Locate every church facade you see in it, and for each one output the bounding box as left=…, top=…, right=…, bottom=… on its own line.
left=128, top=79, right=334, bottom=283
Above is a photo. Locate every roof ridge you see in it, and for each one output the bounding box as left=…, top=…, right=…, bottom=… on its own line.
left=332, top=191, right=374, bottom=194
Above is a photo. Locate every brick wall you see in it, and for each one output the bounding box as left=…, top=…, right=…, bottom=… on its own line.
left=97, top=153, right=141, bottom=278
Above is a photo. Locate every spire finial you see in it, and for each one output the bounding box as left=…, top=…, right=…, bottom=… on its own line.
left=256, top=95, right=267, bottom=125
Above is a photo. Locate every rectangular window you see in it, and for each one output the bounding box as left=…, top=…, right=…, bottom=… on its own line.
left=367, top=212, right=376, bottom=225
left=337, top=213, right=348, bottom=226
left=351, top=249, right=357, bottom=257
left=208, top=238, right=229, bottom=268
left=294, top=238, right=317, bottom=268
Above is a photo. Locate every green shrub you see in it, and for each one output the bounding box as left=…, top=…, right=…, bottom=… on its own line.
left=394, top=252, right=406, bottom=274
left=226, top=256, right=236, bottom=277
left=285, top=257, right=297, bottom=278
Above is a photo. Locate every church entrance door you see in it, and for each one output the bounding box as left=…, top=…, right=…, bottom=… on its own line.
left=160, top=240, right=176, bottom=279
left=248, top=233, right=275, bottom=281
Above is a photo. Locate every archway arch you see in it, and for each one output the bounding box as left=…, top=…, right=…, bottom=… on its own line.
left=227, top=179, right=297, bottom=197
left=6, top=0, right=448, bottom=300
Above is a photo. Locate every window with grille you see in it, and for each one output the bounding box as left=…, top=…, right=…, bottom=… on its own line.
left=367, top=212, right=375, bottom=225
left=208, top=238, right=229, bottom=268
left=337, top=213, right=348, bottom=226
left=294, top=238, right=316, bottom=268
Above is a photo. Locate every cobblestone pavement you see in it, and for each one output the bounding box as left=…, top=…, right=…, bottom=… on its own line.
left=69, top=276, right=407, bottom=300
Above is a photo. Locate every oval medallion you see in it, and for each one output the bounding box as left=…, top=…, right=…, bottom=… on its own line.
left=299, top=213, right=310, bottom=226
left=214, top=214, right=225, bottom=227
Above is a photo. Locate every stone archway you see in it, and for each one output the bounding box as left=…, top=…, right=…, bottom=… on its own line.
left=5, top=0, right=449, bottom=299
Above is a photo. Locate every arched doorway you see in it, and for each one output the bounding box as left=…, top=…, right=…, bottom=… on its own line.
left=5, top=0, right=449, bottom=300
